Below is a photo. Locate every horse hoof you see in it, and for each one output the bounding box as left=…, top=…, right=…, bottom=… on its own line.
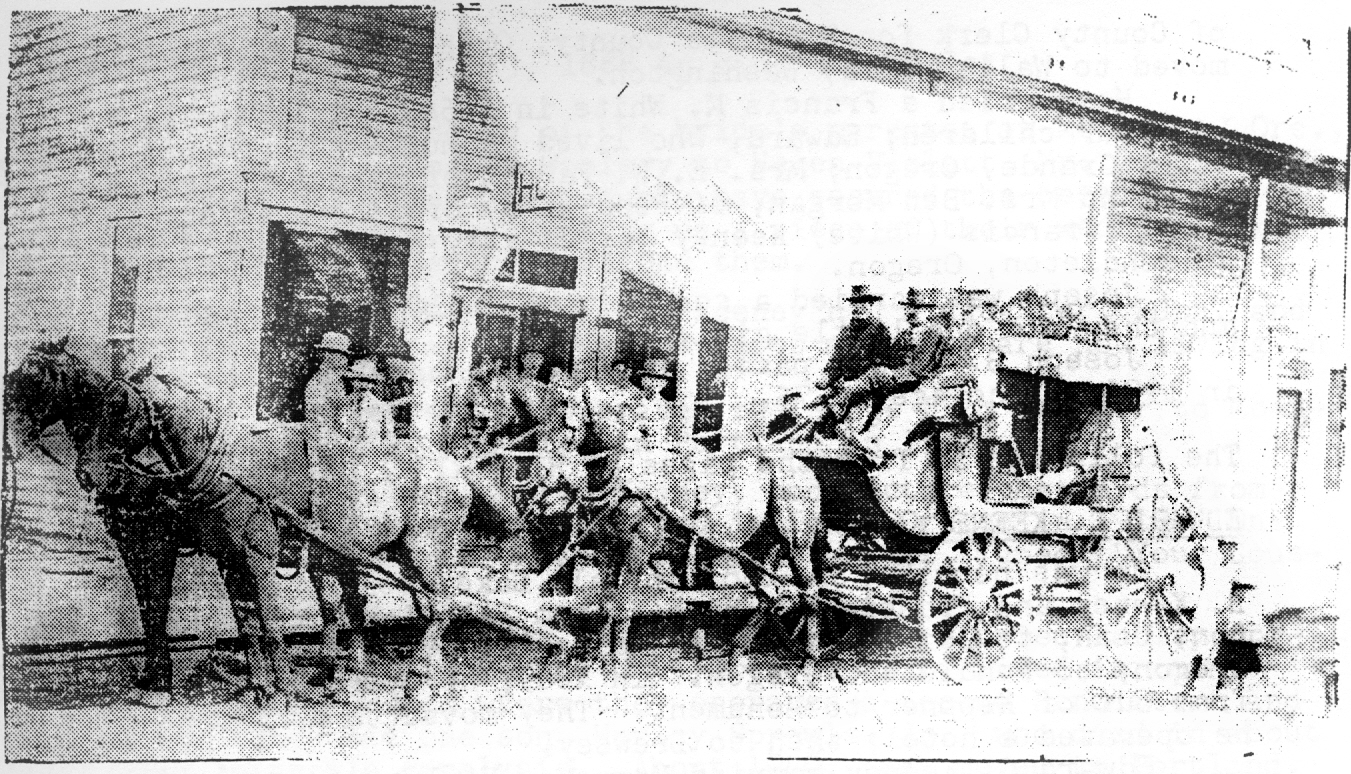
left=126, top=687, right=172, bottom=708
left=401, top=685, right=436, bottom=714
left=583, top=666, right=607, bottom=686
left=730, top=654, right=750, bottom=682
left=792, top=668, right=817, bottom=689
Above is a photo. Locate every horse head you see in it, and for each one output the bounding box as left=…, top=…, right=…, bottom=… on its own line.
left=4, top=337, right=86, bottom=461
left=565, top=382, right=625, bottom=461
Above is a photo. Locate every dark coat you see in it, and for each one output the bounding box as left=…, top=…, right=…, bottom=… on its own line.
left=823, top=317, right=892, bottom=384
left=892, top=320, right=949, bottom=377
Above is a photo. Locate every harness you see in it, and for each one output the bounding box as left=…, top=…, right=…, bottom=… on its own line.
left=113, top=377, right=222, bottom=489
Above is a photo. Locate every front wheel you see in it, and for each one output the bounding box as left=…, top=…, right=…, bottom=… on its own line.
left=919, top=527, right=1033, bottom=684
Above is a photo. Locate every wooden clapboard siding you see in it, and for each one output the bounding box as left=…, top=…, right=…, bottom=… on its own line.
left=1101, top=143, right=1254, bottom=426
left=6, top=9, right=262, bottom=646
left=253, top=7, right=442, bottom=224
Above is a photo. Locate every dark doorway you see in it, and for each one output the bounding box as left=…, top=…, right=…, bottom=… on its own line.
left=256, top=222, right=409, bottom=421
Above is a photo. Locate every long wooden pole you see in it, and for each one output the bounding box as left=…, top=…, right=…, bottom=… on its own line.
left=411, top=8, right=459, bottom=441
left=1237, top=176, right=1271, bottom=544
left=1089, top=146, right=1116, bottom=298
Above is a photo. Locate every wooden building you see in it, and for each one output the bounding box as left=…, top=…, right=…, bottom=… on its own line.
left=4, top=6, right=1345, bottom=645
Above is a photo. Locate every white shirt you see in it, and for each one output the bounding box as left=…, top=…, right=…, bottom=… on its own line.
left=337, top=392, right=394, bottom=443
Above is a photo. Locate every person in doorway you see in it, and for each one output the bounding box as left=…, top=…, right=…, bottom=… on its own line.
left=304, top=332, right=352, bottom=435
left=1035, top=391, right=1125, bottom=504
left=632, top=359, right=676, bottom=442
left=1215, top=575, right=1267, bottom=701
left=336, top=359, right=395, bottom=443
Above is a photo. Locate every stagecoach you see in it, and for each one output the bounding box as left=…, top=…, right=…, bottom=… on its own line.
left=764, top=335, right=1209, bottom=684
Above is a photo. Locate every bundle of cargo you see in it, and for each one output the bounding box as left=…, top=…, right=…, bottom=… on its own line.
left=995, top=287, right=1153, bottom=351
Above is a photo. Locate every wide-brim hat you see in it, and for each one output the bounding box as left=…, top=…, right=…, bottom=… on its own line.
left=344, top=358, right=384, bottom=383
left=637, top=357, right=676, bottom=381
left=315, top=331, right=352, bottom=355
left=844, top=284, right=883, bottom=303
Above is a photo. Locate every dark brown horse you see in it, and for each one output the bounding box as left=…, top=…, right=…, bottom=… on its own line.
left=4, top=340, right=518, bottom=719
left=4, top=339, right=305, bottom=723
left=561, top=384, right=827, bottom=684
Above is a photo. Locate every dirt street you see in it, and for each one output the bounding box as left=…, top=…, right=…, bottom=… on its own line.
left=4, top=613, right=1339, bottom=771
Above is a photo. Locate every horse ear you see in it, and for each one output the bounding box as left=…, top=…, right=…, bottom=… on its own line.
left=55, top=334, right=70, bottom=351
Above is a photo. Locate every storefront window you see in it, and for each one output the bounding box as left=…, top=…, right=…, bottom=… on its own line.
left=495, top=248, right=578, bottom=289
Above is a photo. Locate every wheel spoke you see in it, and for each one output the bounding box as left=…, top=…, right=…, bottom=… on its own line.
left=931, top=582, right=965, bottom=600
left=943, top=556, right=975, bottom=595
left=989, top=609, right=1023, bottom=628
left=1114, top=538, right=1152, bottom=577
left=976, top=619, right=989, bottom=670
left=1154, top=602, right=1176, bottom=657
left=955, top=623, right=974, bottom=672
left=1159, top=589, right=1192, bottom=632
left=938, top=615, right=971, bottom=658
left=1103, top=580, right=1149, bottom=601
left=992, top=583, right=1026, bottom=600
left=929, top=605, right=968, bottom=627
left=1110, top=593, right=1148, bottom=642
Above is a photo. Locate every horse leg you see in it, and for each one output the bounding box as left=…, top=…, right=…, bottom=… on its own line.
left=728, top=545, right=783, bottom=682
left=336, top=567, right=369, bottom=675
left=398, top=522, right=460, bottom=714
left=301, top=557, right=346, bottom=702
left=608, top=508, right=662, bottom=681
left=218, top=540, right=295, bottom=726
left=673, top=535, right=712, bottom=662
left=117, top=518, right=178, bottom=707
left=784, top=543, right=821, bottom=688
left=589, top=549, right=618, bottom=683
left=218, top=561, right=271, bottom=715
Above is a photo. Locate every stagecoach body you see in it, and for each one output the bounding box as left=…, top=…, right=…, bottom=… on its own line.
left=776, top=337, right=1208, bottom=684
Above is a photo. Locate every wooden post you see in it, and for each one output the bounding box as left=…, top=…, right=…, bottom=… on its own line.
left=410, top=8, right=459, bottom=440
left=1035, top=377, right=1046, bottom=474
left=1236, top=176, right=1272, bottom=543
left=676, top=274, right=702, bottom=442
left=1089, top=146, right=1116, bottom=298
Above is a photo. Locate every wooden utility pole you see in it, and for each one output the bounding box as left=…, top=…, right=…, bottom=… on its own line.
left=411, top=8, right=458, bottom=440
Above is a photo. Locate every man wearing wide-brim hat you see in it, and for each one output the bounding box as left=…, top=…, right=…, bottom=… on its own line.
left=336, top=358, right=394, bottom=442
left=819, top=284, right=892, bottom=391
left=633, top=358, right=676, bottom=442
left=814, top=289, right=951, bottom=440
left=305, top=331, right=352, bottom=435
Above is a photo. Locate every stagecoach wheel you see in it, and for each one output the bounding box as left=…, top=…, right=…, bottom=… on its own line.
left=919, top=527, right=1032, bottom=685
left=1090, top=483, right=1205, bottom=681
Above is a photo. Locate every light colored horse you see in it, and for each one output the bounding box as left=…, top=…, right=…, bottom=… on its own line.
left=562, top=383, right=827, bottom=684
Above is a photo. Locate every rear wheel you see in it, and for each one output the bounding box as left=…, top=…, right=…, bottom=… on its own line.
left=1090, top=483, right=1206, bottom=681
left=919, top=527, right=1032, bottom=684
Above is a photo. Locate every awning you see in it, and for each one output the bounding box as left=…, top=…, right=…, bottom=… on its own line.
left=469, top=9, right=1113, bottom=346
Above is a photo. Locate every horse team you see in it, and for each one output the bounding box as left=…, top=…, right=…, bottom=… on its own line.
left=3, top=339, right=826, bottom=725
